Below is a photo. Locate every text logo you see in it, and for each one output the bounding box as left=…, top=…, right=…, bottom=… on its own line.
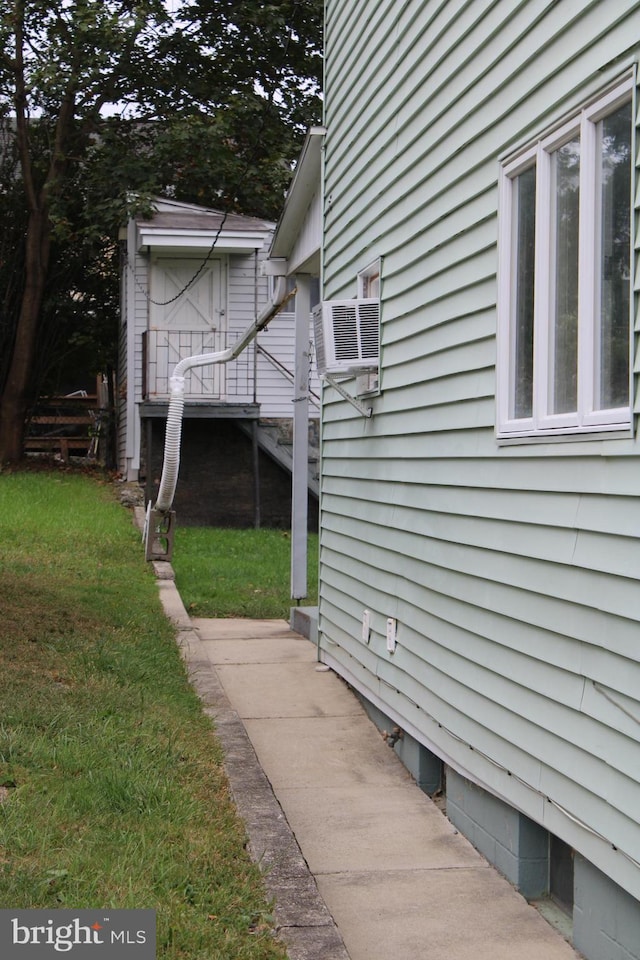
left=0, top=910, right=155, bottom=959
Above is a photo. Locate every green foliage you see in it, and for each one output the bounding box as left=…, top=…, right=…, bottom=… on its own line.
left=180, top=1, right=323, bottom=130
left=0, top=0, right=323, bottom=411
left=172, top=526, right=319, bottom=619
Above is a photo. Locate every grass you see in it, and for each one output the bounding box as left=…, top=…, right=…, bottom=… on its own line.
left=172, top=527, right=318, bottom=619
left=0, top=467, right=287, bottom=960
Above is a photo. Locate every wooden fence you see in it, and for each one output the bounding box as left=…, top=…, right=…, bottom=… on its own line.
left=25, top=394, right=102, bottom=461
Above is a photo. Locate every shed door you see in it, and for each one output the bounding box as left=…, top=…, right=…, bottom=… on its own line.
left=149, top=257, right=227, bottom=399
left=151, top=257, right=226, bottom=333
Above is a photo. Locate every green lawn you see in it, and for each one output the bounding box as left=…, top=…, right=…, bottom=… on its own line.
left=0, top=468, right=287, bottom=960
left=172, top=526, right=318, bottom=619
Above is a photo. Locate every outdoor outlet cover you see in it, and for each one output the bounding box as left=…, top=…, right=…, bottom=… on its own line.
left=386, top=617, right=397, bottom=653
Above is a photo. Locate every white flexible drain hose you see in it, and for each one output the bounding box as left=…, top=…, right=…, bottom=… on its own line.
left=152, top=277, right=293, bottom=515
left=155, top=375, right=186, bottom=512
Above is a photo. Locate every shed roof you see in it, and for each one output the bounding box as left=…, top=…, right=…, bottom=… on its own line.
left=135, top=198, right=275, bottom=253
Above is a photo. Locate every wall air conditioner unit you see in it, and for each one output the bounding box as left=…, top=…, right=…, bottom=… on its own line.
left=313, top=298, right=380, bottom=376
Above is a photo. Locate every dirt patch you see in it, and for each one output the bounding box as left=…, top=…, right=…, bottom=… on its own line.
left=0, top=573, right=98, bottom=646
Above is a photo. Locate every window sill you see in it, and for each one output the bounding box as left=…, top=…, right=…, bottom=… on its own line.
left=496, top=425, right=634, bottom=446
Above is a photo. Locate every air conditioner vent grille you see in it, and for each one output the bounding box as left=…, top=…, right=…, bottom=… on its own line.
left=313, top=299, right=380, bottom=375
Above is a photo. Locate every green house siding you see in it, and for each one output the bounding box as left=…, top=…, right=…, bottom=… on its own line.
left=320, top=0, right=640, bottom=904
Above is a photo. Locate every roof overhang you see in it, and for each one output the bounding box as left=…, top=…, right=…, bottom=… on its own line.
left=134, top=199, right=274, bottom=254
left=137, top=228, right=271, bottom=254
left=268, top=126, right=324, bottom=271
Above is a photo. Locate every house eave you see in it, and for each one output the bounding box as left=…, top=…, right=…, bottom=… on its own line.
left=137, top=228, right=271, bottom=254
left=269, top=126, right=325, bottom=262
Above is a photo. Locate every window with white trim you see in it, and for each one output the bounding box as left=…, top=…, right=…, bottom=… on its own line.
left=358, top=260, right=380, bottom=299
left=497, top=77, right=634, bottom=439
left=356, top=259, right=381, bottom=394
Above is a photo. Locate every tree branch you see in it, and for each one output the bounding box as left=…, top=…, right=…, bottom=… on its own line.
left=12, top=0, right=38, bottom=211
left=44, top=82, right=77, bottom=201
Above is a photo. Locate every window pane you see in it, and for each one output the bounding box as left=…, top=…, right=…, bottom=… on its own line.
left=551, top=137, right=580, bottom=414
left=364, top=272, right=380, bottom=298
left=513, top=166, right=536, bottom=419
left=598, top=101, right=632, bottom=410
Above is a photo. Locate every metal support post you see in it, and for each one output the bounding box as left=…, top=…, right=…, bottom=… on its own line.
left=291, top=274, right=311, bottom=601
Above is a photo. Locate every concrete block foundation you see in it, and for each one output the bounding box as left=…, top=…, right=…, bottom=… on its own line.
left=326, top=689, right=640, bottom=960
left=446, top=768, right=548, bottom=899
left=574, top=854, right=640, bottom=960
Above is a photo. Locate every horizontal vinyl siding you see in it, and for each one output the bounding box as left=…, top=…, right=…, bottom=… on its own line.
left=132, top=251, right=149, bottom=405
left=227, top=253, right=259, bottom=402
left=257, top=315, right=320, bottom=418
left=321, top=0, right=640, bottom=900
left=257, top=314, right=297, bottom=417
left=117, top=264, right=129, bottom=473
left=228, top=251, right=262, bottom=333
left=325, top=0, right=635, bottom=288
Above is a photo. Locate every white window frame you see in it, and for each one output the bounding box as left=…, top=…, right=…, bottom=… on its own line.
left=497, top=76, right=634, bottom=440
left=357, top=259, right=381, bottom=299
left=356, top=258, right=381, bottom=394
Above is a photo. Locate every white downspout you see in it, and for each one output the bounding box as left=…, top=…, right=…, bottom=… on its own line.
left=153, top=276, right=293, bottom=515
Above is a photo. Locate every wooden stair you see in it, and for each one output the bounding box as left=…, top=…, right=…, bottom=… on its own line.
left=238, top=419, right=319, bottom=498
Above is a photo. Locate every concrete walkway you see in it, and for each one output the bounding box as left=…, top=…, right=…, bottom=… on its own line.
left=158, top=580, right=580, bottom=960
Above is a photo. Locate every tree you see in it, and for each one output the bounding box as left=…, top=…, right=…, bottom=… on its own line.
left=0, top=0, right=323, bottom=463
left=0, top=0, right=170, bottom=461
